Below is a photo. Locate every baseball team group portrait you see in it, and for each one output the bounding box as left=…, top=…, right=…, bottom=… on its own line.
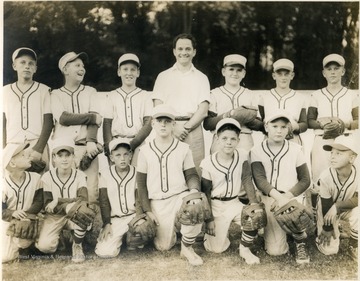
left=2, top=1, right=359, bottom=281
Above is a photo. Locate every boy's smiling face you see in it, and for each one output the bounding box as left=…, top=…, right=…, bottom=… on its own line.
left=222, top=65, right=246, bottom=87
left=64, top=58, right=86, bottom=83
left=117, top=63, right=140, bottom=87
left=216, top=129, right=239, bottom=155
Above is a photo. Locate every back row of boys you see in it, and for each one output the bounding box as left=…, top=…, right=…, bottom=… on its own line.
left=3, top=33, right=358, bottom=265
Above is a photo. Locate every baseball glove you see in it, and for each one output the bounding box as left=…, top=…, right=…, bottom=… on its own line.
left=230, top=106, right=258, bottom=125
left=177, top=192, right=212, bottom=225
left=241, top=203, right=267, bottom=231
left=66, top=201, right=96, bottom=230
left=6, top=213, right=39, bottom=240
left=79, top=143, right=103, bottom=171
left=322, top=118, right=345, bottom=139
left=273, top=199, right=313, bottom=234
left=26, top=159, right=46, bottom=174
left=127, top=214, right=156, bottom=249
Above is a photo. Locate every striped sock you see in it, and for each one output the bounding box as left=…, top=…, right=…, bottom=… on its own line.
left=240, top=230, right=257, bottom=247
left=182, top=235, right=197, bottom=247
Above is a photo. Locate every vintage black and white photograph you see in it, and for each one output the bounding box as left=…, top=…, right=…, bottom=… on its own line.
left=2, top=1, right=359, bottom=280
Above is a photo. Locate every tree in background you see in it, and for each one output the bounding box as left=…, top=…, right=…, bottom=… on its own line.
left=3, top=1, right=359, bottom=91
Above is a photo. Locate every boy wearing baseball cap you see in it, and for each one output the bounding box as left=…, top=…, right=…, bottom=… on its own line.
left=204, top=54, right=264, bottom=153
left=136, top=104, right=206, bottom=266
left=308, top=54, right=359, bottom=186
left=103, top=53, right=153, bottom=167
left=259, top=58, right=308, bottom=145
left=250, top=110, right=312, bottom=264
left=315, top=135, right=358, bottom=261
left=2, top=143, right=43, bottom=262
left=3, top=47, right=53, bottom=172
left=35, top=138, right=92, bottom=262
left=200, top=118, right=262, bottom=264
left=95, top=138, right=139, bottom=258
left=50, top=51, right=103, bottom=203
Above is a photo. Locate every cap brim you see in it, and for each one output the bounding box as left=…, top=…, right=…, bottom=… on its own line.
left=153, top=113, right=175, bottom=120
left=323, top=144, right=352, bottom=152
left=53, top=146, right=74, bottom=154
left=69, top=52, right=88, bottom=64
left=119, top=60, right=140, bottom=67
left=16, top=50, right=37, bottom=61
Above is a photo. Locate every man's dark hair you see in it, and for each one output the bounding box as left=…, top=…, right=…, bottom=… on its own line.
left=172, top=33, right=197, bottom=49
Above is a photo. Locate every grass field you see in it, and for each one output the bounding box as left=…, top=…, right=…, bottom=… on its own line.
left=2, top=214, right=358, bottom=281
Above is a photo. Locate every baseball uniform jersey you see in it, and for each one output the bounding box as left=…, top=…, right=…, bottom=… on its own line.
left=3, top=171, right=42, bottom=212
left=51, top=85, right=98, bottom=142
left=36, top=168, right=88, bottom=253
left=2, top=171, right=42, bottom=262
left=137, top=138, right=195, bottom=199
left=95, top=164, right=137, bottom=257
left=250, top=139, right=307, bottom=255
left=3, top=82, right=51, bottom=144
left=105, top=88, right=152, bottom=138
left=98, top=165, right=137, bottom=218
left=309, top=87, right=359, bottom=182
left=200, top=149, right=250, bottom=253
left=209, top=86, right=261, bottom=151
left=316, top=165, right=358, bottom=255
left=137, top=138, right=202, bottom=251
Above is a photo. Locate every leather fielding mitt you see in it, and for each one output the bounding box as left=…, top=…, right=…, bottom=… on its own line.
left=79, top=143, right=103, bottom=171
left=322, top=118, right=345, bottom=140
left=225, top=105, right=258, bottom=125
left=66, top=201, right=96, bottom=230
left=26, top=159, right=46, bottom=174
left=127, top=214, right=156, bottom=249
left=273, top=199, right=313, bottom=234
left=6, top=213, right=39, bottom=240
left=177, top=192, right=212, bottom=225
left=241, top=203, right=267, bottom=231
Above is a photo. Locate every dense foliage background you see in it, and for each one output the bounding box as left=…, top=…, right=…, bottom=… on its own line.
left=3, top=1, right=359, bottom=91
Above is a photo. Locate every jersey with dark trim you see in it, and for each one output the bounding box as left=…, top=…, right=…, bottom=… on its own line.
left=3, top=82, right=51, bottom=143
left=3, top=171, right=41, bottom=211
left=309, top=87, right=357, bottom=123
left=105, top=87, right=152, bottom=137
left=200, top=148, right=248, bottom=198
left=40, top=168, right=87, bottom=199
left=318, top=165, right=358, bottom=202
left=137, top=138, right=195, bottom=200
left=251, top=139, right=306, bottom=192
left=260, top=89, right=305, bottom=123
left=99, top=165, right=136, bottom=217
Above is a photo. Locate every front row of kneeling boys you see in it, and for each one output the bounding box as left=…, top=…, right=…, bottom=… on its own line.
left=2, top=105, right=358, bottom=266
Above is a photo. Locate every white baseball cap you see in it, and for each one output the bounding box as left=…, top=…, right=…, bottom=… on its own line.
left=265, top=109, right=291, bottom=124
left=12, top=47, right=37, bottom=62
left=109, top=138, right=131, bottom=153
left=118, top=53, right=140, bottom=67
left=52, top=138, right=75, bottom=154
left=323, top=54, right=345, bottom=68
left=223, top=54, right=247, bottom=68
left=273, top=59, right=294, bottom=72
left=58, top=52, right=88, bottom=72
left=216, top=118, right=241, bottom=133
left=323, top=135, right=358, bottom=154
left=152, top=104, right=175, bottom=120
left=3, top=143, right=30, bottom=169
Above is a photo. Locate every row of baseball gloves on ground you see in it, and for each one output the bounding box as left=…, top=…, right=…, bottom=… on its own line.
left=7, top=191, right=314, bottom=250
